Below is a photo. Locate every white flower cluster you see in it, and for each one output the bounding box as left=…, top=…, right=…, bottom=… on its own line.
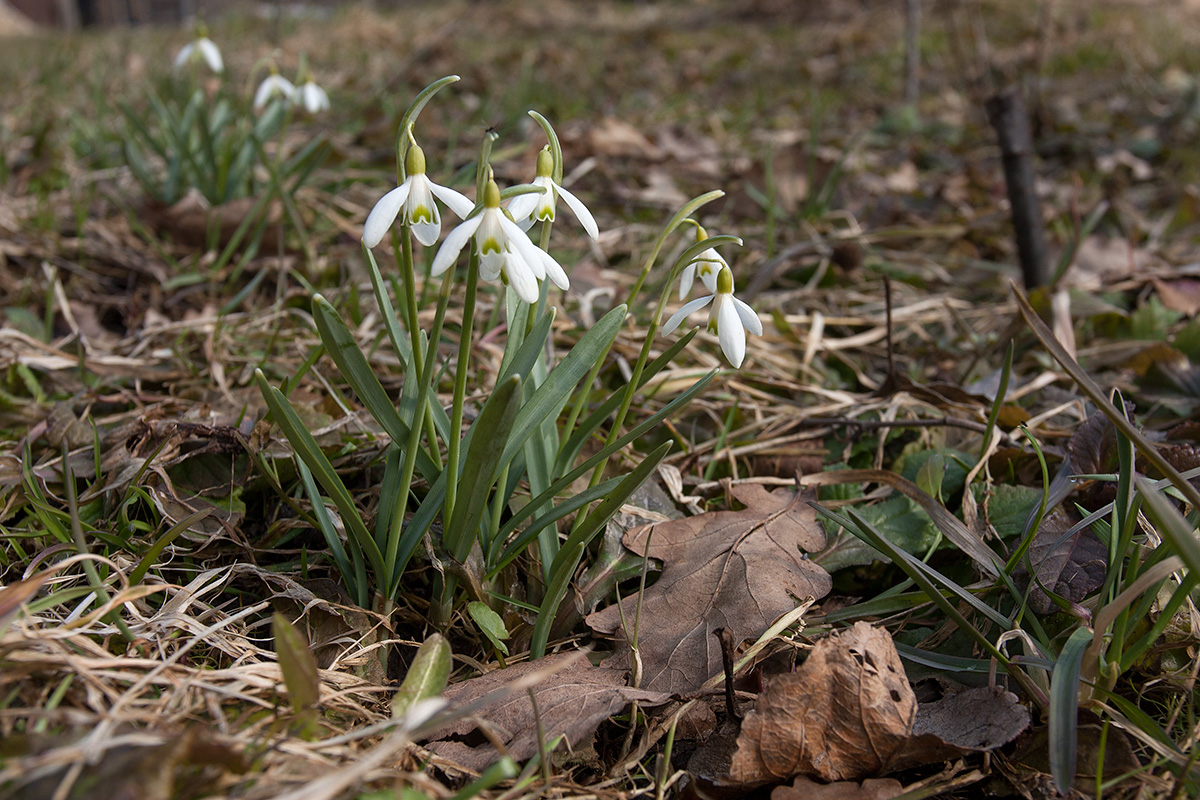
left=358, top=109, right=760, bottom=367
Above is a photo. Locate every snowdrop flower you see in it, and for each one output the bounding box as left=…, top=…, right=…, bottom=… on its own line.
left=431, top=178, right=570, bottom=304
left=293, top=78, right=330, bottom=114
left=678, top=224, right=725, bottom=299
left=363, top=144, right=474, bottom=248
left=174, top=29, right=223, bottom=73
left=507, top=147, right=599, bottom=240
left=253, top=71, right=294, bottom=111
left=663, top=265, right=762, bottom=368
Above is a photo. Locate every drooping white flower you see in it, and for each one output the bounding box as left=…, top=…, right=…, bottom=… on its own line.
left=293, top=79, right=330, bottom=114
left=678, top=224, right=725, bottom=299
left=253, top=72, right=295, bottom=111
left=431, top=178, right=570, bottom=304
left=507, top=147, right=599, bottom=240
left=174, top=33, right=223, bottom=73
left=362, top=144, right=474, bottom=248
left=662, top=265, right=762, bottom=368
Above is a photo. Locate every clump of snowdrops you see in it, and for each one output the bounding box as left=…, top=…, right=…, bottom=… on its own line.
left=257, top=76, right=761, bottom=657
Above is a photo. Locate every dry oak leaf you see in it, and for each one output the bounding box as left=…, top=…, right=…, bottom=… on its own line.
left=730, top=622, right=915, bottom=785
left=422, top=653, right=670, bottom=772
left=586, top=484, right=831, bottom=693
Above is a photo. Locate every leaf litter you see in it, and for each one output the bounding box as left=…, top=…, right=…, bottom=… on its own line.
left=3, top=0, right=1200, bottom=797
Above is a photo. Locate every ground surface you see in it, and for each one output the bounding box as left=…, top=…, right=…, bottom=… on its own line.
left=2, top=1, right=1200, bottom=798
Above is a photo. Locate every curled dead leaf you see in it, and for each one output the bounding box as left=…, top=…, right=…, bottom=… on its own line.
left=730, top=622, right=915, bottom=785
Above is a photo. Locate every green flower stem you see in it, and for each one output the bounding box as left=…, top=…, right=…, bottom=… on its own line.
left=396, top=226, right=443, bottom=468
left=487, top=462, right=510, bottom=557
left=560, top=191, right=723, bottom=449
left=444, top=250, right=480, bottom=529
left=385, top=270, right=453, bottom=588
left=400, top=229, right=424, bottom=372
left=577, top=227, right=737, bottom=504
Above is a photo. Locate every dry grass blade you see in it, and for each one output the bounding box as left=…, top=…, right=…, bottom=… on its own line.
left=1013, top=285, right=1200, bottom=519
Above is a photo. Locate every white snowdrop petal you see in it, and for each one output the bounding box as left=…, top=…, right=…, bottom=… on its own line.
left=410, top=218, right=441, bottom=247
left=197, top=38, right=223, bottom=73
left=506, top=192, right=539, bottom=224
left=429, top=183, right=475, bottom=219
left=537, top=248, right=570, bottom=291
left=663, top=295, right=714, bottom=335
left=732, top=297, right=763, bottom=336
left=430, top=216, right=482, bottom=276
left=499, top=217, right=550, bottom=280
left=173, top=43, right=193, bottom=70
left=554, top=183, right=599, bottom=240
left=678, top=264, right=697, bottom=300
left=506, top=256, right=541, bottom=304
left=716, top=297, right=746, bottom=368
left=362, top=184, right=411, bottom=248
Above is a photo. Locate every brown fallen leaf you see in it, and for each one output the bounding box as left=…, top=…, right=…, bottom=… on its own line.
left=586, top=484, right=830, bottom=694
left=892, top=684, right=1030, bottom=770
left=727, top=626, right=1031, bottom=788
left=1154, top=277, right=1200, bottom=316
left=1018, top=508, right=1107, bottom=615
left=771, top=776, right=904, bottom=800
left=423, top=653, right=671, bottom=771
left=730, top=622, right=915, bottom=785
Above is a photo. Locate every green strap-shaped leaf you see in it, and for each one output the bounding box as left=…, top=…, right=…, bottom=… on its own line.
left=255, top=369, right=385, bottom=579
left=297, top=458, right=365, bottom=606
left=311, top=294, right=438, bottom=482
left=392, top=633, right=451, bottom=718
left=556, top=329, right=698, bottom=475
left=272, top=612, right=321, bottom=740
left=530, top=442, right=671, bottom=657
left=490, top=370, right=715, bottom=572
left=1050, top=627, right=1093, bottom=795
left=445, top=375, right=523, bottom=562
left=497, top=304, right=626, bottom=470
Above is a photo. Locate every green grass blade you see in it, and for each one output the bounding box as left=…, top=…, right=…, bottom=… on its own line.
left=255, top=369, right=385, bottom=579
left=1050, top=627, right=1093, bottom=795
left=1136, top=476, right=1200, bottom=576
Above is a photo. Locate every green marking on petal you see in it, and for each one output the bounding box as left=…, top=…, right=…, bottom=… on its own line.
left=481, top=237, right=503, bottom=255
left=411, top=205, right=433, bottom=224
